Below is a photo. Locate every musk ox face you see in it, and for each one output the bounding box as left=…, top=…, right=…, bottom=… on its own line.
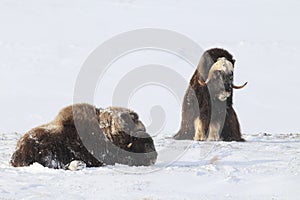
left=99, top=107, right=157, bottom=166
left=127, top=132, right=156, bottom=154
left=208, top=70, right=233, bottom=101
left=198, top=57, right=247, bottom=102
left=124, top=131, right=157, bottom=166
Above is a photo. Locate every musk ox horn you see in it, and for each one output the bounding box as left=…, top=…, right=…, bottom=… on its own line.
left=198, top=79, right=206, bottom=86
left=197, top=57, right=233, bottom=87
left=127, top=143, right=133, bottom=148
left=232, top=82, right=248, bottom=89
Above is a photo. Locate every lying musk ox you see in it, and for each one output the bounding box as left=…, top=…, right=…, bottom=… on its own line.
left=10, top=103, right=157, bottom=169
left=174, top=48, right=247, bottom=141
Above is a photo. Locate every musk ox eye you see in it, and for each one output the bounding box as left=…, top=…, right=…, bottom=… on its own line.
left=213, top=70, right=222, bottom=79
left=145, top=143, right=150, bottom=149
left=229, top=73, right=233, bottom=81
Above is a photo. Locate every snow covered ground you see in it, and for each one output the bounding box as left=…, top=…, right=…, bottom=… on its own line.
left=1, top=0, right=300, bottom=199
left=1, top=132, right=300, bottom=199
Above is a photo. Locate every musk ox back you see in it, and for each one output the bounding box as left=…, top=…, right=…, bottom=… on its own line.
left=174, top=48, right=247, bottom=141
left=10, top=104, right=104, bottom=169
left=10, top=103, right=157, bottom=169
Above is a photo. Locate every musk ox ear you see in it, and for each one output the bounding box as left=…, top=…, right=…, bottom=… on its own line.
left=129, top=112, right=139, bottom=123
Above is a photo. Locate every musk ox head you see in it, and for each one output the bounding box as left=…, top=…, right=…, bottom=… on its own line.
left=123, top=131, right=157, bottom=166
left=99, top=107, right=157, bottom=166
left=99, top=107, right=146, bottom=137
left=198, top=57, right=247, bottom=102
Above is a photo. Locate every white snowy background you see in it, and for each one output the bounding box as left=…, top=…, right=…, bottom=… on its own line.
left=0, top=0, right=299, bottom=199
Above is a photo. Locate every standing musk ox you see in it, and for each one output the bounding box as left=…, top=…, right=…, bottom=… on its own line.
left=10, top=103, right=157, bottom=169
left=174, top=48, right=247, bottom=141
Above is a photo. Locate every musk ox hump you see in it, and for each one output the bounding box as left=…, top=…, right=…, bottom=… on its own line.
left=10, top=103, right=104, bottom=169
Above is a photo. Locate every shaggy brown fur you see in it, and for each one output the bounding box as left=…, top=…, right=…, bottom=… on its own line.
left=10, top=104, right=157, bottom=169
left=10, top=104, right=104, bottom=169
left=99, top=107, right=157, bottom=166
left=174, top=48, right=245, bottom=141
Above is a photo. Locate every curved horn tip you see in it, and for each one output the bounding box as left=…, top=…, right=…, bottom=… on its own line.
left=233, top=82, right=248, bottom=89
left=127, top=143, right=133, bottom=148
left=198, top=80, right=206, bottom=86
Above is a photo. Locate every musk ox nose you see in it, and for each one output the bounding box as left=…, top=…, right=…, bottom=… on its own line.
left=145, top=151, right=158, bottom=166
left=218, top=91, right=231, bottom=102
left=149, top=157, right=157, bottom=166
